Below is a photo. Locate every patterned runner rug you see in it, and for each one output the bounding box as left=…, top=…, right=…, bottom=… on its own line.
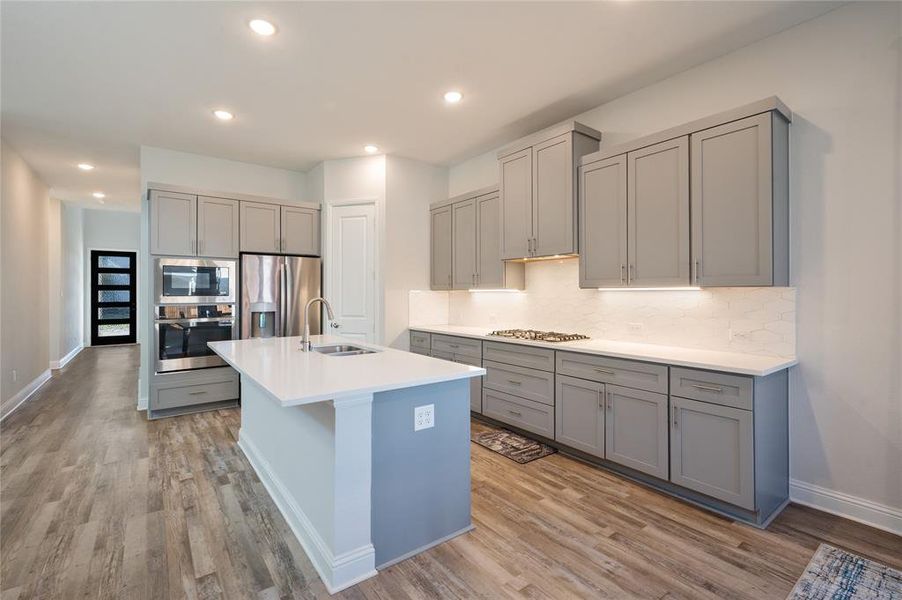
left=471, top=427, right=556, bottom=464
left=788, top=543, right=902, bottom=599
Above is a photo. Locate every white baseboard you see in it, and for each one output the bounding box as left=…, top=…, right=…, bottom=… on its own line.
left=238, top=431, right=377, bottom=594
left=790, top=479, right=902, bottom=535
left=1, top=369, right=51, bottom=422
left=50, top=344, right=83, bottom=370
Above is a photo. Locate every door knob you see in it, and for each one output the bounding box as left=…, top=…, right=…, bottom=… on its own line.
left=330, top=322, right=341, bottom=329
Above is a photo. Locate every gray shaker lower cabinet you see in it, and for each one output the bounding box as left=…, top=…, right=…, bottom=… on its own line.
left=555, top=375, right=605, bottom=458
left=604, top=384, right=669, bottom=479
left=670, top=397, right=754, bottom=510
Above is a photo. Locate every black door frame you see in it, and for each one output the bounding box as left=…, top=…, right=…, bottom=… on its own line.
left=90, top=250, right=137, bottom=346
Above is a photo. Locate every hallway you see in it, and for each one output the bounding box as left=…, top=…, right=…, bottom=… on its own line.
left=1, top=346, right=900, bottom=599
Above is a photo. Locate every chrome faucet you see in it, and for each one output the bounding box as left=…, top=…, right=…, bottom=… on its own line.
left=301, top=297, right=335, bottom=351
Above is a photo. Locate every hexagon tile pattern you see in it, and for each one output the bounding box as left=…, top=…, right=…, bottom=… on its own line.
left=410, top=258, right=796, bottom=359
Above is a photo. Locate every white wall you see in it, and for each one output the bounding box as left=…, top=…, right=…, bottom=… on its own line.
left=48, top=200, right=84, bottom=365
left=448, top=2, right=902, bottom=524
left=385, top=156, right=447, bottom=349
left=1, top=140, right=50, bottom=415
left=139, top=145, right=307, bottom=204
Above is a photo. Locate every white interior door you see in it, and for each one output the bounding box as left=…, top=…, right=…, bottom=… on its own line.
left=328, top=203, right=376, bottom=342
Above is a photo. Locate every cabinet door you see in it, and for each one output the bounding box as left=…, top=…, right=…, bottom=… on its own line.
left=499, top=148, right=532, bottom=259
left=150, top=190, right=196, bottom=256
left=240, top=201, right=281, bottom=253
left=196, top=196, right=239, bottom=258
left=430, top=206, right=453, bottom=290
left=627, top=137, right=690, bottom=287
left=579, top=155, right=627, bottom=288
left=281, top=206, right=320, bottom=256
left=533, top=133, right=576, bottom=257
left=691, top=113, right=773, bottom=286
left=475, top=193, right=503, bottom=288
left=451, top=199, right=477, bottom=289
left=670, top=396, right=754, bottom=510
left=604, top=384, right=668, bottom=479
left=555, top=375, right=605, bottom=458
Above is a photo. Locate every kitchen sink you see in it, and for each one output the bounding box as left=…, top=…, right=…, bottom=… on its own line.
left=313, top=344, right=379, bottom=357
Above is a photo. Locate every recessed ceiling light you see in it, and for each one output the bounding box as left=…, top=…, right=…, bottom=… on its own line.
left=77, top=163, right=94, bottom=171
left=213, top=109, right=234, bottom=121
left=93, top=192, right=105, bottom=199
left=443, top=90, right=463, bottom=104
left=249, top=19, right=277, bottom=36
left=364, top=144, right=379, bottom=154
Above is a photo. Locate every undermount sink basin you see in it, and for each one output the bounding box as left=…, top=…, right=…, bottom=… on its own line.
left=313, top=344, right=379, bottom=357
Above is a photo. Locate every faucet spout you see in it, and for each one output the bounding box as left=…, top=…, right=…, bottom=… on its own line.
left=301, top=297, right=335, bottom=351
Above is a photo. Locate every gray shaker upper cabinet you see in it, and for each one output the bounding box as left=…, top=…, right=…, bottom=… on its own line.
left=627, top=137, right=690, bottom=287
left=281, top=206, right=320, bottom=256
left=430, top=205, right=453, bottom=290
left=240, top=201, right=281, bottom=254
left=579, top=97, right=791, bottom=288
left=452, top=199, right=477, bottom=289
left=196, top=196, right=239, bottom=258
left=498, top=122, right=601, bottom=260
left=475, top=192, right=524, bottom=290
left=150, top=190, right=197, bottom=256
left=691, top=112, right=789, bottom=286
left=499, top=148, right=533, bottom=260
left=579, top=154, right=628, bottom=288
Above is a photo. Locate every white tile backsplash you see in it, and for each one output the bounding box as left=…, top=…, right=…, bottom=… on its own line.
left=409, top=257, right=797, bottom=358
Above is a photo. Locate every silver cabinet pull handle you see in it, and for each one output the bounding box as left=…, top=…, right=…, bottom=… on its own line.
left=188, top=391, right=208, bottom=396
left=597, top=389, right=603, bottom=409
left=594, top=368, right=616, bottom=375
left=691, top=384, right=724, bottom=393
left=695, top=260, right=701, bottom=284
left=672, top=406, right=678, bottom=428
left=620, top=264, right=625, bottom=284
left=507, top=379, right=522, bottom=386
left=607, top=391, right=613, bottom=411
left=628, top=264, right=634, bottom=283
left=508, top=410, right=522, bottom=417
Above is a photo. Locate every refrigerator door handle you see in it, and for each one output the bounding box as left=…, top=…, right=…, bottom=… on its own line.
left=280, top=262, right=288, bottom=337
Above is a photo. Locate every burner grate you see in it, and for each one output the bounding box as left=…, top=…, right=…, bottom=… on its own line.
left=489, top=329, right=589, bottom=343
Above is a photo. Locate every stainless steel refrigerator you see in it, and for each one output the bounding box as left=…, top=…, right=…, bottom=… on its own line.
left=240, top=254, right=322, bottom=339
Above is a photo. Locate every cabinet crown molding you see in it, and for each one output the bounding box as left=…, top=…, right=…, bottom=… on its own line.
left=146, top=181, right=319, bottom=211
left=497, top=120, right=602, bottom=159
left=431, top=185, right=500, bottom=210
left=581, top=96, right=791, bottom=166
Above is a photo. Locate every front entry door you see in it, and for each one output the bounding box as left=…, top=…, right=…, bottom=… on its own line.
left=90, top=250, right=137, bottom=345
left=327, top=203, right=376, bottom=342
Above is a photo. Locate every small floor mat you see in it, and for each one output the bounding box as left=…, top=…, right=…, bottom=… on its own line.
left=787, top=543, right=902, bottom=599
left=471, top=427, right=556, bottom=464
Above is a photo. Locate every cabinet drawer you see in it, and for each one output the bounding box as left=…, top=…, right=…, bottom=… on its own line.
left=410, top=347, right=430, bottom=357
left=432, top=334, right=482, bottom=359
left=482, top=389, right=554, bottom=439
left=154, top=379, right=238, bottom=411
left=556, top=351, right=668, bottom=394
left=430, top=350, right=483, bottom=412
left=483, top=360, right=554, bottom=406
left=670, top=367, right=752, bottom=411
left=409, top=330, right=431, bottom=350
left=483, top=341, right=555, bottom=372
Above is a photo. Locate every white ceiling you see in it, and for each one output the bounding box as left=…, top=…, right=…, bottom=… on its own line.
left=1, top=1, right=841, bottom=211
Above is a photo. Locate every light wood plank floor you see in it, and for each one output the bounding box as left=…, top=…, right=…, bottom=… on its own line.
left=1, top=346, right=899, bottom=599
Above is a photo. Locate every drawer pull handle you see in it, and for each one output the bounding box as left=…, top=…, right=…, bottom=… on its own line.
left=449, top=344, right=459, bottom=348
left=508, top=410, right=522, bottom=417
left=188, top=391, right=208, bottom=396
left=672, top=406, right=679, bottom=428
left=691, top=384, right=724, bottom=393
left=594, top=368, right=616, bottom=375
left=507, top=379, right=522, bottom=386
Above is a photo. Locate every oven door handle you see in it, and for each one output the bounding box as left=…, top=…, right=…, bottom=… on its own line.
left=154, top=317, right=234, bottom=325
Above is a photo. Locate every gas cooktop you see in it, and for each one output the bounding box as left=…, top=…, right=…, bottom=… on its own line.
left=488, top=329, right=590, bottom=343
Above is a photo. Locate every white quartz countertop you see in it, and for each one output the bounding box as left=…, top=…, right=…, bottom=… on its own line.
left=208, top=334, right=485, bottom=407
left=410, top=325, right=797, bottom=376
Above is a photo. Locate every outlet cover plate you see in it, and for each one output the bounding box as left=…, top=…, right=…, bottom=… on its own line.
left=414, top=404, right=435, bottom=431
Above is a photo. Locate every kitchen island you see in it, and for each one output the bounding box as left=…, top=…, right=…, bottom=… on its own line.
left=208, top=335, right=485, bottom=594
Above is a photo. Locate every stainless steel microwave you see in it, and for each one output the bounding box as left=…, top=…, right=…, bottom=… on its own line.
left=154, top=257, right=236, bottom=304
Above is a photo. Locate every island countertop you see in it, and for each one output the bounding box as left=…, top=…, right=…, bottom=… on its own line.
left=208, top=334, right=485, bottom=407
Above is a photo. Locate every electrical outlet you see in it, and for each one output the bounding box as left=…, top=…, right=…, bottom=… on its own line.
left=414, top=404, right=435, bottom=431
